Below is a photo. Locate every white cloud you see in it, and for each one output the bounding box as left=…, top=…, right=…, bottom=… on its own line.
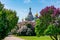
left=24, top=0, right=31, bottom=3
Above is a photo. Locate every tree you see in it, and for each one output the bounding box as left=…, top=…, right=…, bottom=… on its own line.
left=35, top=6, right=60, bottom=40
left=0, top=2, right=4, bottom=11
left=0, top=2, right=18, bottom=40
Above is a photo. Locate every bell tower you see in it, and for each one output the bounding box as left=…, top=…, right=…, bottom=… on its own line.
left=25, top=8, right=34, bottom=21
left=29, top=8, right=32, bottom=15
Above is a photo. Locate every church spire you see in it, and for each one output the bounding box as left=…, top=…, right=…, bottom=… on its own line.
left=29, top=8, right=32, bottom=15
left=25, top=8, right=34, bottom=21
left=29, top=8, right=31, bottom=12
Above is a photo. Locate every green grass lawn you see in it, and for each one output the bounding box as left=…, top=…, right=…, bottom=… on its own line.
left=18, top=36, right=52, bottom=40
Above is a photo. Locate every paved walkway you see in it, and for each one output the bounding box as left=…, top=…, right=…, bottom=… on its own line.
left=4, top=35, right=24, bottom=40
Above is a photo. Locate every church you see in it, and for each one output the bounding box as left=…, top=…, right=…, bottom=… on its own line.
left=17, top=8, right=38, bottom=27
left=10, top=8, right=38, bottom=35
left=25, top=8, right=34, bottom=21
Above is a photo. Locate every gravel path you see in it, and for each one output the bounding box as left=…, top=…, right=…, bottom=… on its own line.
left=4, top=35, right=24, bottom=40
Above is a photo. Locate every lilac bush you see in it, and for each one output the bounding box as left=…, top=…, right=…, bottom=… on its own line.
left=35, top=6, right=60, bottom=40
left=40, top=6, right=60, bottom=17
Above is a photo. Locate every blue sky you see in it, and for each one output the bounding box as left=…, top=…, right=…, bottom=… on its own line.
left=0, top=0, right=60, bottom=22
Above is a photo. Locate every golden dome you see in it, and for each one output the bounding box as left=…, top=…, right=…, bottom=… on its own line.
left=35, top=13, right=38, bottom=16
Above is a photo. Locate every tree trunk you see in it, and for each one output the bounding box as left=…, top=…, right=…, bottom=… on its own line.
left=55, top=35, right=58, bottom=40
left=50, top=35, right=58, bottom=40
left=53, top=35, right=58, bottom=40
left=50, top=35, right=54, bottom=40
left=55, top=37, right=58, bottom=40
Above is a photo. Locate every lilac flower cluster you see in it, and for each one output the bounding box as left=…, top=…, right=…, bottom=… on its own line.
left=40, top=6, right=60, bottom=17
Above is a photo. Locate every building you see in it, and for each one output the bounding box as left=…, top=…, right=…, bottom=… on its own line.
left=10, top=8, right=38, bottom=35
left=25, top=8, right=34, bottom=21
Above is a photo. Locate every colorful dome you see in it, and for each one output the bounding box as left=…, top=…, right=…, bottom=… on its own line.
left=35, top=13, right=38, bottom=17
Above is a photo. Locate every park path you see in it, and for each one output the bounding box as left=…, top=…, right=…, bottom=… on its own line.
left=4, top=35, right=24, bottom=40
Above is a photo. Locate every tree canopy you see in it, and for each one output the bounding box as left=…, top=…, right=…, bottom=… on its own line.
left=35, top=6, right=60, bottom=40
left=0, top=2, right=18, bottom=40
